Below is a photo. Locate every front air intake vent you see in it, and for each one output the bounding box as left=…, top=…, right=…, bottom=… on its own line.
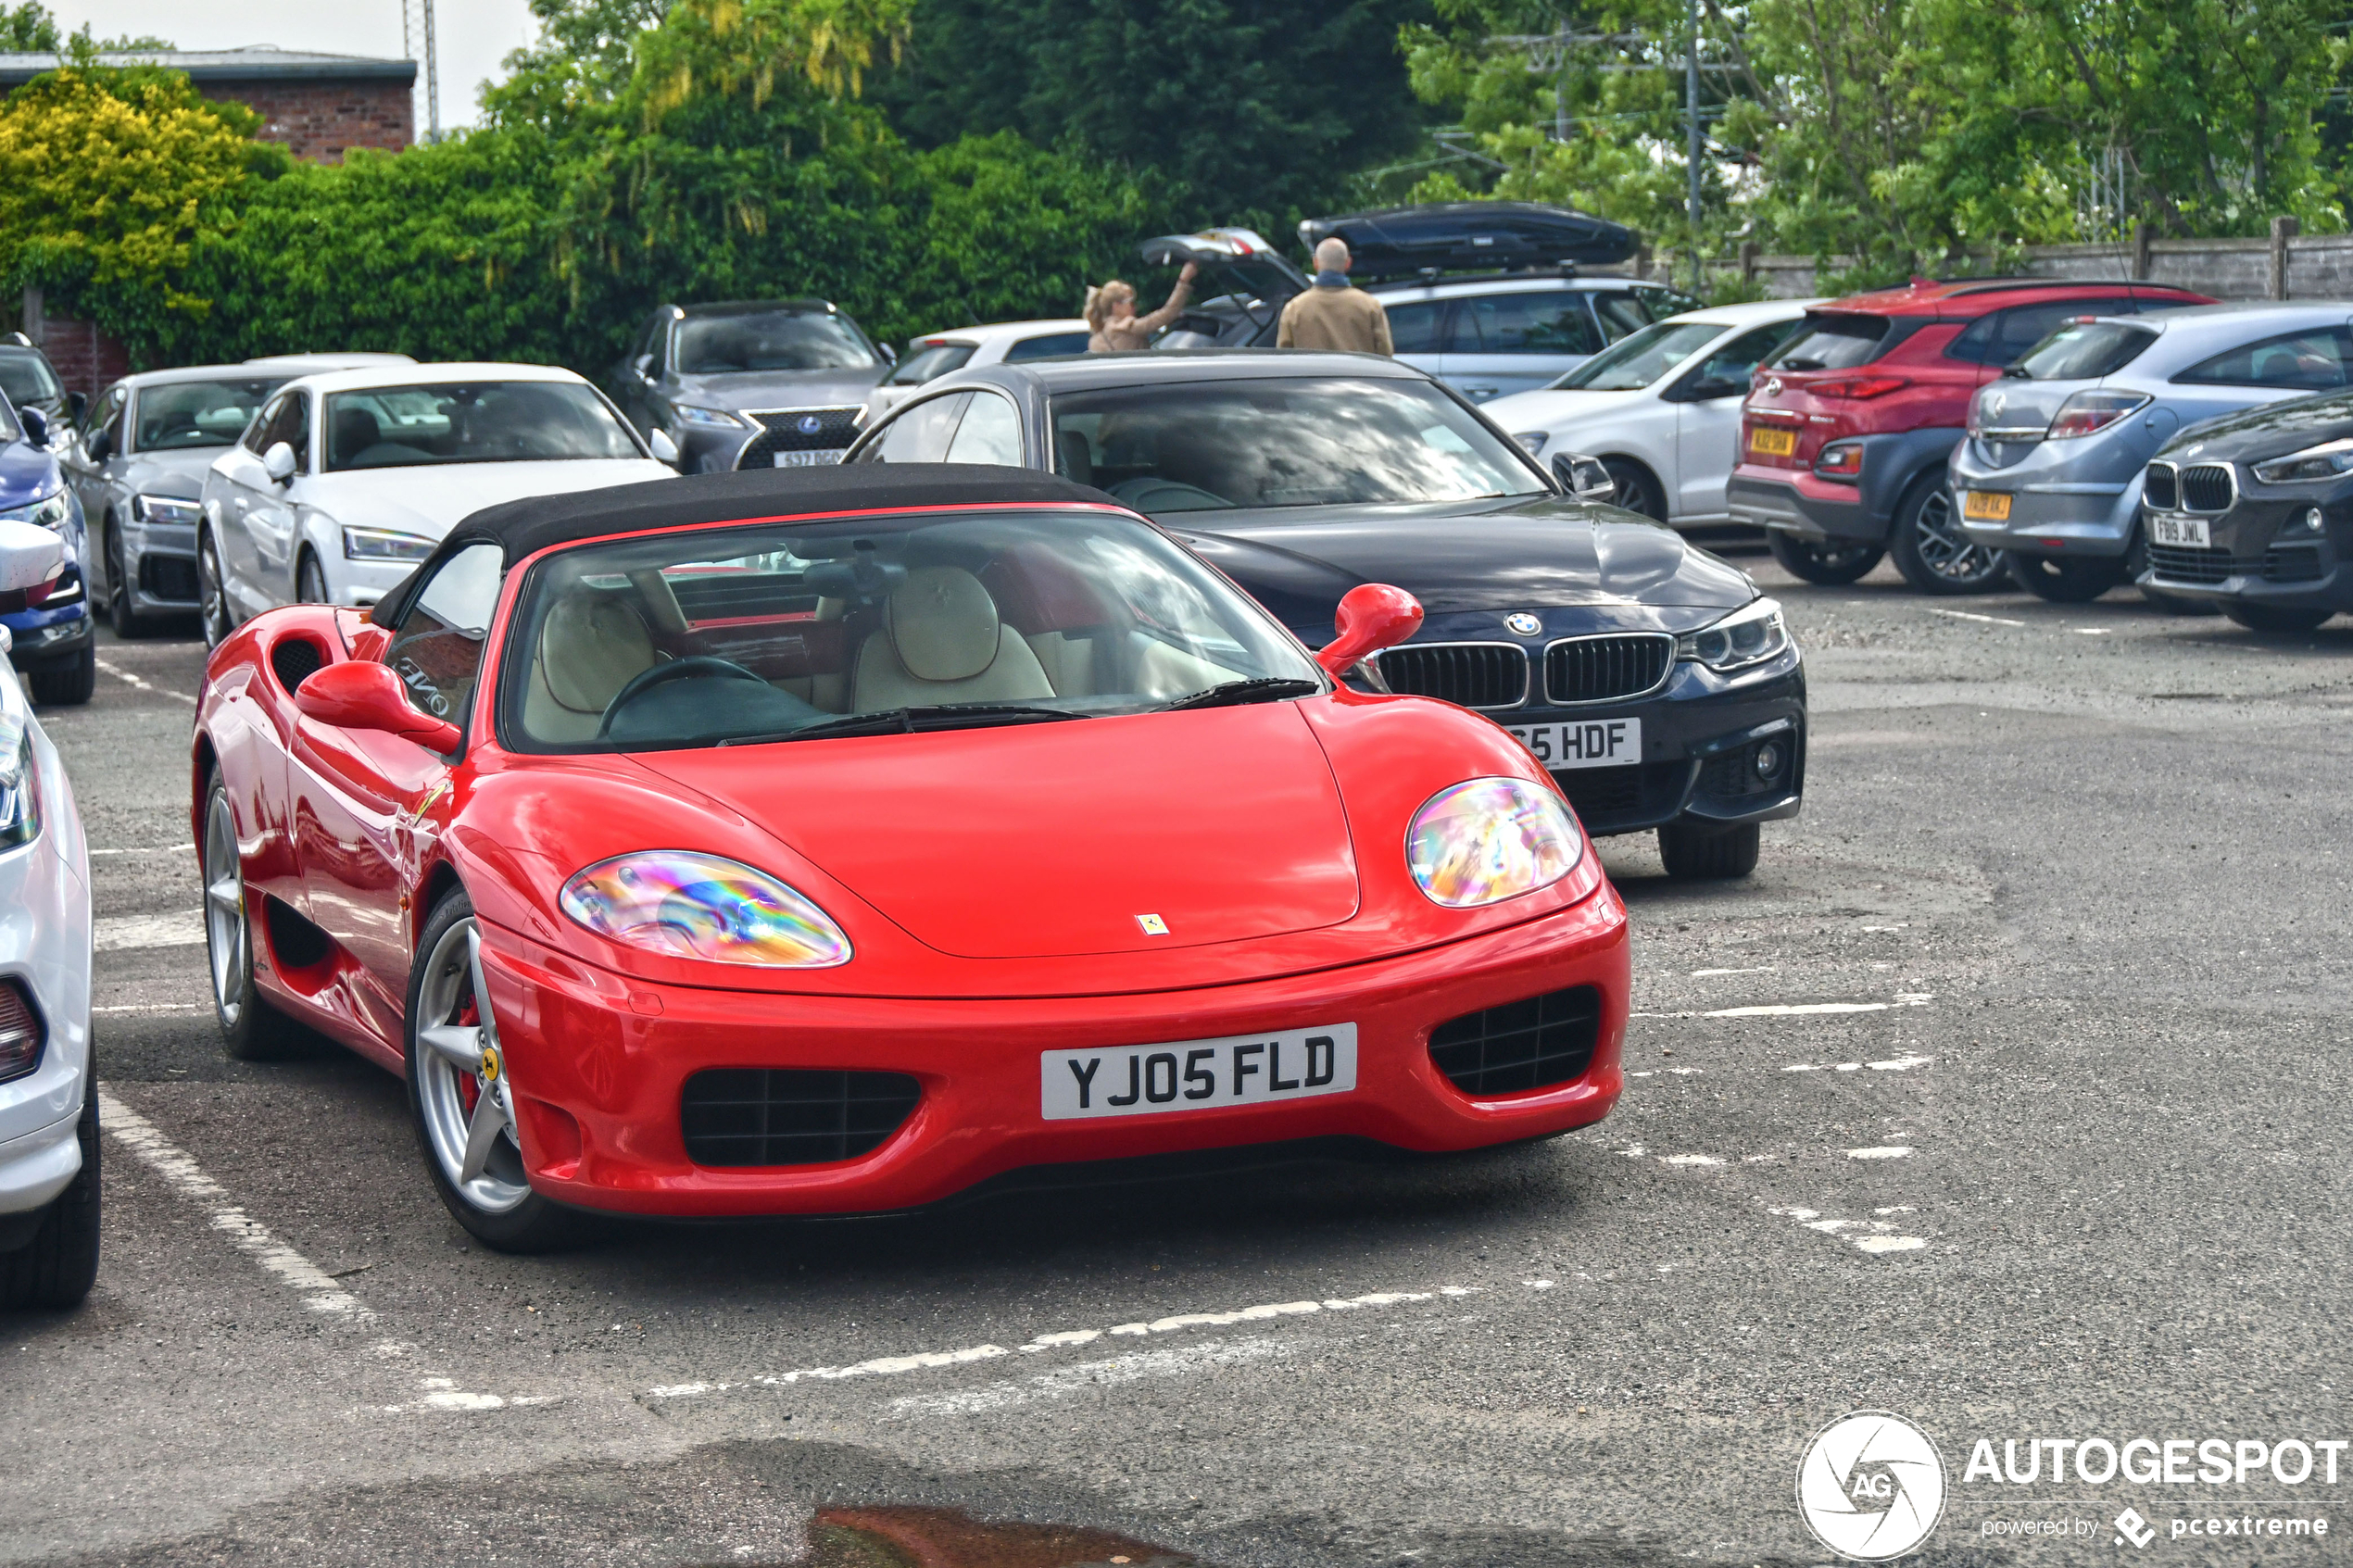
left=681, top=1069, right=920, bottom=1167
left=1373, top=644, right=1529, bottom=709
left=1428, top=986, right=1602, bottom=1097
left=270, top=637, right=325, bottom=695
left=1544, top=634, right=1675, bottom=704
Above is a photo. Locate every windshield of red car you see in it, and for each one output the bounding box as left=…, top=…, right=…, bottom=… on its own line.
left=499, top=508, right=1325, bottom=754
left=1046, top=378, right=1546, bottom=512
left=322, top=383, right=641, bottom=470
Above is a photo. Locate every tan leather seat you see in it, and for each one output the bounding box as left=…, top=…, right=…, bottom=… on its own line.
left=851, top=566, right=1053, bottom=711
left=522, top=590, right=660, bottom=741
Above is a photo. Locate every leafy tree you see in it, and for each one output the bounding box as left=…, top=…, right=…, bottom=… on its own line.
left=0, top=58, right=278, bottom=343
left=0, top=3, right=59, bottom=49
left=873, top=0, right=1436, bottom=226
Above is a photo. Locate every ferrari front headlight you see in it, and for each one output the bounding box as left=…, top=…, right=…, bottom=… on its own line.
left=559, top=850, right=852, bottom=967
left=1405, top=777, right=1583, bottom=909
left=1677, top=597, right=1790, bottom=671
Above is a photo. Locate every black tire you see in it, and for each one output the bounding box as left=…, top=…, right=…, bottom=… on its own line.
left=201, top=776, right=308, bottom=1061
left=1600, top=458, right=1667, bottom=522
left=1, top=1073, right=100, bottom=1311
left=2006, top=550, right=2125, bottom=603
left=1889, top=472, right=2006, bottom=594
left=104, top=520, right=146, bottom=639
left=197, top=529, right=233, bottom=649
left=296, top=551, right=328, bottom=606
left=1767, top=530, right=1884, bottom=585
left=2223, top=604, right=2332, bottom=635
left=405, top=888, right=596, bottom=1253
left=28, top=645, right=94, bottom=707
left=1657, top=821, right=1761, bottom=880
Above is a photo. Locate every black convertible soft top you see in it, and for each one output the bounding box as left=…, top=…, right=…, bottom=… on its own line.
left=371, top=463, right=1112, bottom=627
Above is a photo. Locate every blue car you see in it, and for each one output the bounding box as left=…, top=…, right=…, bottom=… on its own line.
left=0, top=395, right=94, bottom=705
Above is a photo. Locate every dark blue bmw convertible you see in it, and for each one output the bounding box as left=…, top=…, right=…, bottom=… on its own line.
left=833, top=351, right=1804, bottom=879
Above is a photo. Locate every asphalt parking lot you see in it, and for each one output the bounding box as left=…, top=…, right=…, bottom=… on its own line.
left=6, top=556, right=2349, bottom=1567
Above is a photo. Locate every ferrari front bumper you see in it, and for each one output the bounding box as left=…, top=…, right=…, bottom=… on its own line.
left=481, top=888, right=1629, bottom=1218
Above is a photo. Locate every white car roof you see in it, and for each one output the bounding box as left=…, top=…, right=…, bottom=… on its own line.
left=1658, top=296, right=1828, bottom=328
left=908, top=319, right=1088, bottom=348
left=277, top=362, right=592, bottom=395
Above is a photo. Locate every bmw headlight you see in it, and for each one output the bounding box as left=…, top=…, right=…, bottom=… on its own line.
left=2251, top=438, right=2353, bottom=485
left=0, top=491, right=70, bottom=531
left=559, top=850, right=852, bottom=967
left=1405, top=778, right=1584, bottom=909
left=1677, top=597, right=1790, bottom=671
left=343, top=525, right=435, bottom=561
left=132, top=494, right=205, bottom=526
left=673, top=405, right=747, bottom=430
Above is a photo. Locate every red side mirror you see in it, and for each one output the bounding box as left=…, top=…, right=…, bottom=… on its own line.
left=1315, top=583, right=1424, bottom=679
left=296, top=659, right=462, bottom=753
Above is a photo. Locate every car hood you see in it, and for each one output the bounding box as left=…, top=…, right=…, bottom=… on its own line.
left=122, top=447, right=232, bottom=499
left=304, top=459, right=675, bottom=539
left=0, top=440, right=58, bottom=508
left=673, top=369, right=887, bottom=412
left=2159, top=386, right=2353, bottom=463
left=631, top=704, right=1360, bottom=960
left=1158, top=495, right=1755, bottom=637
left=1478, top=385, right=1655, bottom=432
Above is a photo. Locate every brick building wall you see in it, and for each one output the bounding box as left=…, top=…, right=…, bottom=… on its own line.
left=224, top=77, right=414, bottom=163
left=24, top=295, right=132, bottom=406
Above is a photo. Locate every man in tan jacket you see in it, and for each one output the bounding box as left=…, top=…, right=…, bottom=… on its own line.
left=1277, top=238, right=1392, bottom=355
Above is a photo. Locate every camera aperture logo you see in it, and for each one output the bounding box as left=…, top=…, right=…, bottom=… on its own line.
left=1798, top=1411, right=1949, bottom=1561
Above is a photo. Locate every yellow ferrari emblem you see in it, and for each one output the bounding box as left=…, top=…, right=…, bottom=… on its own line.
left=478, top=1045, right=502, bottom=1083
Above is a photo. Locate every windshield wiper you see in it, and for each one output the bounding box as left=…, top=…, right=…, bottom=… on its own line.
left=1156, top=678, right=1321, bottom=712
left=716, top=705, right=1080, bottom=746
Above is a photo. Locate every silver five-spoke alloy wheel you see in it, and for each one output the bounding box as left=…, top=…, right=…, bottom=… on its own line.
left=412, top=917, right=532, bottom=1215
left=202, top=790, right=245, bottom=1027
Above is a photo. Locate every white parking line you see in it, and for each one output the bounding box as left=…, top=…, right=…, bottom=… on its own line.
left=88, top=844, right=196, bottom=858
left=1768, top=1204, right=1929, bottom=1255
left=98, top=1089, right=369, bottom=1316
left=94, top=658, right=198, bottom=706
left=1783, top=1053, right=1936, bottom=1073
left=94, top=910, right=205, bottom=951
left=1931, top=608, right=2026, bottom=628
left=889, top=1336, right=1300, bottom=1419
left=634, top=1285, right=1481, bottom=1405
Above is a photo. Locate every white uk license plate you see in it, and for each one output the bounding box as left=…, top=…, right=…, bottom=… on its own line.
left=2149, top=512, right=2210, bottom=548
left=1508, top=717, right=1642, bottom=771
left=774, top=449, right=844, bottom=468
left=1040, top=1024, right=1358, bottom=1121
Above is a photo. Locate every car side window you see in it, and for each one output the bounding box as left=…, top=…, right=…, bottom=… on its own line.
left=1641, top=287, right=1705, bottom=321
left=383, top=543, right=503, bottom=726
left=1590, top=292, right=1657, bottom=345
left=242, top=395, right=281, bottom=456
left=91, top=385, right=128, bottom=451
left=1447, top=292, right=1603, bottom=355
left=252, top=393, right=311, bottom=471
left=2174, top=326, right=2353, bottom=391
left=643, top=314, right=670, bottom=377
left=942, top=391, right=1022, bottom=466
left=858, top=392, right=972, bottom=463
left=1689, top=322, right=1805, bottom=392
left=1002, top=331, right=1091, bottom=363
left=1385, top=300, right=1445, bottom=355
left=1946, top=299, right=2136, bottom=367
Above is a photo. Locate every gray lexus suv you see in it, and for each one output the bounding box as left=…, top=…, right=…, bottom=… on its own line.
left=610, top=299, right=893, bottom=473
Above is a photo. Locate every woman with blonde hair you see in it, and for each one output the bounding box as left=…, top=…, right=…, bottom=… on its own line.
left=1085, top=261, right=1199, bottom=352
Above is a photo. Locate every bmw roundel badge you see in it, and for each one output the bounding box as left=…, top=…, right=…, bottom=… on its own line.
left=798, top=414, right=824, bottom=435
left=1504, top=612, right=1542, bottom=636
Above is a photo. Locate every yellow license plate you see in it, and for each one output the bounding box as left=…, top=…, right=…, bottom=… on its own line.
left=1962, top=490, right=2012, bottom=521
left=1748, top=427, right=1796, bottom=457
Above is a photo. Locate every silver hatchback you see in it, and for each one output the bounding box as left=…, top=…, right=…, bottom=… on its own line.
left=1950, top=303, right=2353, bottom=600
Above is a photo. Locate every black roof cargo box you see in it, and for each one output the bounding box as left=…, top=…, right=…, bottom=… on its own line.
left=1299, top=202, right=1636, bottom=277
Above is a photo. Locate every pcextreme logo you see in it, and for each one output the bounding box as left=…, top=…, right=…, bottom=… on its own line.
left=1797, top=1411, right=1949, bottom=1562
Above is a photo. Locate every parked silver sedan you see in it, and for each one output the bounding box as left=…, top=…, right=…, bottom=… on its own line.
left=1950, top=303, right=2353, bottom=602
left=62, top=356, right=409, bottom=635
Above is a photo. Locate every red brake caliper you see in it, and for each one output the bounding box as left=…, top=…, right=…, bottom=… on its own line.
left=455, top=997, right=482, bottom=1115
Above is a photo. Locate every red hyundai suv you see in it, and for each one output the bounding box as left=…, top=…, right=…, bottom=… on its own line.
left=1727, top=278, right=2214, bottom=593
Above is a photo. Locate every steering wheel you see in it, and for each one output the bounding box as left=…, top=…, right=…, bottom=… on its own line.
left=597, top=656, right=769, bottom=739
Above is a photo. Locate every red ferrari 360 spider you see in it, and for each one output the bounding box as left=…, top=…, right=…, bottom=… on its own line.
left=191, top=466, right=1627, bottom=1249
